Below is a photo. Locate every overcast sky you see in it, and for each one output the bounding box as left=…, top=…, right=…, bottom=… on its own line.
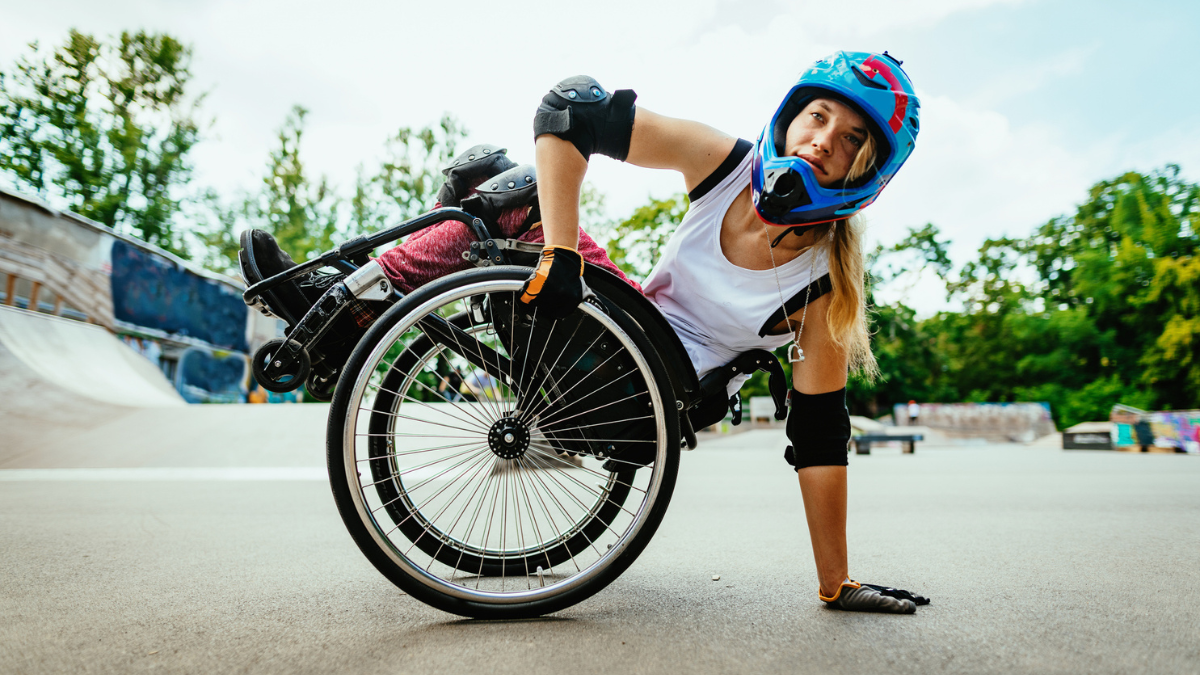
left=3, top=0, right=1197, bottom=312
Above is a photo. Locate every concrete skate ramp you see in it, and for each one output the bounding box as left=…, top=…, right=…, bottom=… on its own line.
left=0, top=306, right=184, bottom=464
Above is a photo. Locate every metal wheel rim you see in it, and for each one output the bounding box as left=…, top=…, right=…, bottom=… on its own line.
left=340, top=279, right=668, bottom=604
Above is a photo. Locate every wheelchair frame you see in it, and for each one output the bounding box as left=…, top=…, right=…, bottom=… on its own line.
left=242, top=207, right=790, bottom=618
left=241, top=207, right=729, bottom=444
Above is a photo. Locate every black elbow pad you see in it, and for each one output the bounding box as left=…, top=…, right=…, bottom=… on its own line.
left=533, top=75, right=637, bottom=162
left=783, top=388, right=851, bottom=470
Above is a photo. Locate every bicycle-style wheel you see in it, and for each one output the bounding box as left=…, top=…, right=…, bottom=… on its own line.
left=326, top=267, right=680, bottom=618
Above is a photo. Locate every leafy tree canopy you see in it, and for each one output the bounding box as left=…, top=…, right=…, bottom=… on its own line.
left=859, top=165, right=1199, bottom=427
left=598, top=193, right=688, bottom=282
left=193, top=108, right=468, bottom=274
left=0, top=29, right=201, bottom=255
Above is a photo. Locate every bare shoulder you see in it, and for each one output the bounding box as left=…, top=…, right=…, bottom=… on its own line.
left=625, top=107, right=738, bottom=193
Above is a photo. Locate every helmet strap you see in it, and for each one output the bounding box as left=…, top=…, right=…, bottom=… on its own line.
left=770, top=226, right=803, bottom=249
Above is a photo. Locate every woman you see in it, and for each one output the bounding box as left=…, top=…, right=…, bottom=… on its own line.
left=518, top=51, right=926, bottom=613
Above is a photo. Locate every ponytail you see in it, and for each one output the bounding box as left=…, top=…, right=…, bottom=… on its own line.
left=809, top=214, right=877, bottom=380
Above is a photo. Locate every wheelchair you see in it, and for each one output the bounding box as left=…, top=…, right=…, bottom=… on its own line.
left=242, top=206, right=790, bottom=619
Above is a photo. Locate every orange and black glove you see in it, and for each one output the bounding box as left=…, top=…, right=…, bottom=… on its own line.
left=518, top=245, right=584, bottom=320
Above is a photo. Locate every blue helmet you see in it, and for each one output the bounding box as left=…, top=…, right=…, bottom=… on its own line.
left=752, top=51, right=920, bottom=227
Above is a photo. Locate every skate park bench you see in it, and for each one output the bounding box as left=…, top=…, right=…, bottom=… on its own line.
left=853, top=433, right=924, bottom=455
left=749, top=396, right=778, bottom=424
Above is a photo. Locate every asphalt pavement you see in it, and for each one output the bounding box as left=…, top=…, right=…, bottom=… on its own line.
left=2, top=410, right=1198, bottom=675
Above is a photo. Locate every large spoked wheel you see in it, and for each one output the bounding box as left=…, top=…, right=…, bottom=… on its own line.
left=327, top=267, right=681, bottom=619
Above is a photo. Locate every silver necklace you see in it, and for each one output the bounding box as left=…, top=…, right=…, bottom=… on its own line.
left=763, top=222, right=816, bottom=364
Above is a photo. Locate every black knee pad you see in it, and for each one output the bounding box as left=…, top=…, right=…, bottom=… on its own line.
left=533, top=76, right=637, bottom=161
left=784, top=388, right=851, bottom=470
left=436, top=144, right=517, bottom=207
left=459, top=164, right=541, bottom=237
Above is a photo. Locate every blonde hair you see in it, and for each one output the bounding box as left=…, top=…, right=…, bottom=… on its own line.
left=805, top=132, right=879, bottom=379
left=845, top=132, right=876, bottom=187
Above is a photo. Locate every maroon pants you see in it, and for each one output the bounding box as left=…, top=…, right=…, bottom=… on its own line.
left=374, top=208, right=642, bottom=294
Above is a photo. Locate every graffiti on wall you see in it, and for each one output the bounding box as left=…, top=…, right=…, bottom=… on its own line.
left=1151, top=411, right=1200, bottom=453
left=895, top=402, right=1056, bottom=442
left=178, top=348, right=249, bottom=404
left=109, top=239, right=248, bottom=352
left=1111, top=408, right=1200, bottom=454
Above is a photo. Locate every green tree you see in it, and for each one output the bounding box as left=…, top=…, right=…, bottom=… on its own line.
left=860, top=166, right=1199, bottom=428
left=189, top=106, right=340, bottom=273
left=247, top=105, right=341, bottom=260
left=350, top=114, right=467, bottom=235
left=838, top=225, right=954, bottom=417
left=194, top=110, right=470, bottom=274
left=187, top=189, right=243, bottom=275
left=1024, top=166, right=1199, bottom=416
left=601, top=193, right=688, bottom=282
left=0, top=30, right=201, bottom=255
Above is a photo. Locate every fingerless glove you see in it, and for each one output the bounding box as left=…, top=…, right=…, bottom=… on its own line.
left=518, top=246, right=584, bottom=320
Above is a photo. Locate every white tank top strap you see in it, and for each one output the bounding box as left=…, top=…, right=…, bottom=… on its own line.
left=643, top=139, right=833, bottom=392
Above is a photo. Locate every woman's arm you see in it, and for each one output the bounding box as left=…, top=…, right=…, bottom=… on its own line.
left=625, top=108, right=737, bottom=189
left=789, top=294, right=849, bottom=394
left=535, top=135, right=588, bottom=250
left=536, top=106, right=737, bottom=249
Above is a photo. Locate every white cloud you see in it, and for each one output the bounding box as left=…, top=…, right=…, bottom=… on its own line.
left=4, top=0, right=1193, bottom=325
left=689, top=0, right=1031, bottom=41
left=862, top=93, right=1097, bottom=315
left=968, top=44, right=1095, bottom=109
left=868, top=93, right=1093, bottom=249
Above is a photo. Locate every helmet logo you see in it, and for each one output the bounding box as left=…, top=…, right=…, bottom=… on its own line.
left=862, top=56, right=909, bottom=134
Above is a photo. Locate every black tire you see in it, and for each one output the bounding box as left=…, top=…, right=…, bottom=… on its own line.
left=252, top=338, right=310, bottom=393
left=326, top=267, right=680, bottom=619
left=304, top=370, right=337, bottom=402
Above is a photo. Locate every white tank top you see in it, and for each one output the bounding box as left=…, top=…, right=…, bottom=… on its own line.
left=642, top=140, right=832, bottom=395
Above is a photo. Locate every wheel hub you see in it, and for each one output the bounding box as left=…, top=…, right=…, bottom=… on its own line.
left=488, top=416, right=530, bottom=459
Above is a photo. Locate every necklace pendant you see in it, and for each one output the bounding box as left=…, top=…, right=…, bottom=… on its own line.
left=788, top=344, right=805, bottom=364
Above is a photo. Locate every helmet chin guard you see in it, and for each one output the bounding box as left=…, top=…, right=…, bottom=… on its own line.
left=752, top=51, right=920, bottom=227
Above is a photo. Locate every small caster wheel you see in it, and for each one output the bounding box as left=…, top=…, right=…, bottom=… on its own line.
left=252, top=338, right=310, bottom=393
left=305, top=371, right=337, bottom=402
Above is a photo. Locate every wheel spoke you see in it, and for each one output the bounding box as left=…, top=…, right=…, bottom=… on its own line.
left=523, top=447, right=643, bottom=523
left=518, top=453, right=609, bottom=561
left=518, top=327, right=608, bottom=424
left=357, top=438, right=485, bottom=462
left=336, top=277, right=673, bottom=608
left=370, top=337, right=499, bottom=431
left=520, top=343, right=634, bottom=426
left=370, top=445, right=492, bottom=521
left=427, top=449, right=501, bottom=569
left=368, top=379, right=494, bottom=433
left=404, top=449, right=498, bottom=558
left=534, top=391, right=650, bottom=435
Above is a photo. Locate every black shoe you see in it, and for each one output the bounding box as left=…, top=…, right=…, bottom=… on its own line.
left=239, top=229, right=346, bottom=325
left=239, top=229, right=377, bottom=388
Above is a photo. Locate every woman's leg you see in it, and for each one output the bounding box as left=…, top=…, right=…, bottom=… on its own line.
left=797, top=465, right=848, bottom=597
left=518, top=226, right=643, bottom=293
left=376, top=208, right=643, bottom=295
